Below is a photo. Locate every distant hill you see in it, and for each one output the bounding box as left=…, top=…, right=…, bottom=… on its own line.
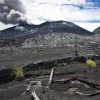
left=93, top=26, right=100, bottom=34
left=0, top=21, right=94, bottom=47
left=0, top=21, right=94, bottom=39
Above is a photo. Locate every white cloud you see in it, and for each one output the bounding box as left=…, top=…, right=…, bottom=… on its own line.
left=33, top=0, right=86, bottom=5
left=0, top=0, right=100, bottom=32
left=75, top=22, right=100, bottom=32
left=21, top=0, right=100, bottom=24
left=0, top=22, right=13, bottom=30
left=63, top=7, right=100, bottom=22
left=20, top=0, right=100, bottom=32
left=0, top=0, right=5, bottom=4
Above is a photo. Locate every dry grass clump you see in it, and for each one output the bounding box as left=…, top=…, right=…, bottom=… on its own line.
left=14, top=67, right=24, bottom=80
left=86, top=59, right=96, bottom=67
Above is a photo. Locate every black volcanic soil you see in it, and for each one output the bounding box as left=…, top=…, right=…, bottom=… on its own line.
left=0, top=45, right=95, bottom=68
left=0, top=47, right=76, bottom=68
left=0, top=47, right=100, bottom=100
left=0, top=63, right=100, bottom=100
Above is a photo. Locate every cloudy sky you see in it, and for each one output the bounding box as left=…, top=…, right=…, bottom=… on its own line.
left=0, top=0, right=100, bottom=31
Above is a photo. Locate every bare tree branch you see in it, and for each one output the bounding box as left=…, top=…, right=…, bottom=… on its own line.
left=31, top=91, right=40, bottom=100
left=47, top=67, right=56, bottom=89
left=26, top=82, right=31, bottom=92
left=76, top=91, right=100, bottom=97
left=54, top=77, right=100, bottom=89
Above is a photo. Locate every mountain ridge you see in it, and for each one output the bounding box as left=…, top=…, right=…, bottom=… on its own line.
left=0, top=21, right=94, bottom=48
left=0, top=21, right=94, bottom=38
left=93, top=26, right=100, bottom=34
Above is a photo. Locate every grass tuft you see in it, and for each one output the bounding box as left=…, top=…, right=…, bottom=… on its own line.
left=86, top=59, right=96, bottom=67
left=14, top=68, right=24, bottom=80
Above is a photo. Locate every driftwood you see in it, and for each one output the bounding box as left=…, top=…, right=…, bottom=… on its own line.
left=31, top=91, right=40, bottom=100
left=54, top=77, right=100, bottom=89
left=77, top=77, right=100, bottom=88
left=54, top=77, right=76, bottom=84
left=26, top=81, right=42, bottom=92
left=26, top=82, right=31, bottom=92
left=47, top=67, right=56, bottom=89
left=76, top=91, right=100, bottom=97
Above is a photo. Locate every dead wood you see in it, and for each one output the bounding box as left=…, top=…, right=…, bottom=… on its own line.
left=31, top=91, right=40, bottom=100
left=76, top=91, right=100, bottom=97
left=26, top=83, right=31, bottom=92
left=53, top=77, right=76, bottom=84
left=26, top=81, right=42, bottom=92
left=76, top=77, right=100, bottom=88
left=47, top=67, right=56, bottom=89
left=54, top=77, right=100, bottom=89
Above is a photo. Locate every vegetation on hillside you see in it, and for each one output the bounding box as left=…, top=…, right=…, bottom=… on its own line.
left=93, top=26, right=100, bottom=34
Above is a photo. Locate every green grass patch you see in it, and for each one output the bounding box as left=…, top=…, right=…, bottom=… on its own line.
left=14, top=67, right=24, bottom=80
left=56, top=61, right=67, bottom=67
left=86, top=59, right=96, bottom=67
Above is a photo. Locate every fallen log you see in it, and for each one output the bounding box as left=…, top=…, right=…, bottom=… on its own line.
left=31, top=91, right=40, bottom=100
left=47, top=67, right=56, bottom=89
left=77, top=77, right=100, bottom=88
left=76, top=91, right=100, bottom=97
left=54, top=77, right=100, bottom=89
left=26, top=81, right=42, bottom=92
left=26, top=82, right=31, bottom=92
left=54, top=77, right=76, bottom=84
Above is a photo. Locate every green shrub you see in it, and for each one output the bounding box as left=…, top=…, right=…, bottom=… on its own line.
left=56, top=62, right=67, bottom=67
left=86, top=59, right=96, bottom=67
left=62, top=62, right=67, bottom=66
left=57, top=63, right=62, bottom=67
left=14, top=68, right=24, bottom=80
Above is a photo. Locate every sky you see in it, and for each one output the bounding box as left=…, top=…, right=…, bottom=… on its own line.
left=0, top=0, right=100, bottom=32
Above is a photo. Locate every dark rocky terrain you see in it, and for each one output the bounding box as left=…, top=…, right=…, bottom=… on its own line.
left=0, top=21, right=94, bottom=48
left=0, top=59, right=100, bottom=100
left=0, top=21, right=100, bottom=100
left=0, top=21, right=94, bottom=39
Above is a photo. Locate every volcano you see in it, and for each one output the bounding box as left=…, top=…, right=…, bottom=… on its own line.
left=0, top=21, right=94, bottom=47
